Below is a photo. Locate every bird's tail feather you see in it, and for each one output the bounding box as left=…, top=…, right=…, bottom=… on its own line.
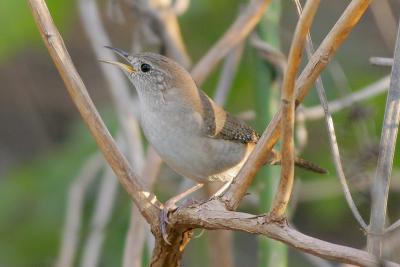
left=266, top=149, right=328, bottom=174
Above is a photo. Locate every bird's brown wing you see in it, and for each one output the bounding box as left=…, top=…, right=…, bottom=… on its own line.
left=198, top=90, right=259, bottom=144
left=214, top=112, right=259, bottom=143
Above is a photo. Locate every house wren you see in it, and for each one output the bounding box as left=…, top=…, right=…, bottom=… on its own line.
left=101, top=47, right=326, bottom=241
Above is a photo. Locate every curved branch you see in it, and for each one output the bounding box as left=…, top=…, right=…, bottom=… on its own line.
left=28, top=0, right=161, bottom=225
left=270, top=0, right=320, bottom=218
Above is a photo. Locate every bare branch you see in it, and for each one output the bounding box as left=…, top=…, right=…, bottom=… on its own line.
left=80, top=166, right=119, bottom=267
left=213, top=43, right=244, bottom=106
left=123, top=147, right=162, bottom=267
left=294, top=0, right=367, bottom=230
left=55, top=153, right=103, bottom=267
left=28, top=0, right=161, bottom=226
left=270, top=0, right=320, bottom=218
left=191, top=0, right=272, bottom=85
left=130, top=0, right=191, bottom=68
left=367, top=21, right=400, bottom=256
left=370, top=57, right=394, bottom=67
left=220, top=0, right=372, bottom=211
left=301, top=75, right=390, bottom=120
left=172, top=0, right=190, bottom=16
left=370, top=0, right=397, bottom=51
left=251, top=34, right=287, bottom=75
left=386, top=218, right=400, bottom=234
left=171, top=202, right=400, bottom=267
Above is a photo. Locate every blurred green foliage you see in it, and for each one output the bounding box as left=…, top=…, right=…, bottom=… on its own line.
left=0, top=0, right=72, bottom=61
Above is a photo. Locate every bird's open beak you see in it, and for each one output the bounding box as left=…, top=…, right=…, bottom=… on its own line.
left=99, top=46, right=137, bottom=73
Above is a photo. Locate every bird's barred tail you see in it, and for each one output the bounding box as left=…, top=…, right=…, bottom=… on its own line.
left=294, top=157, right=328, bottom=174
left=266, top=149, right=328, bottom=174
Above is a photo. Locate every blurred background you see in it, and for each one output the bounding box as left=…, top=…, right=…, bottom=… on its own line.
left=1, top=0, right=400, bottom=266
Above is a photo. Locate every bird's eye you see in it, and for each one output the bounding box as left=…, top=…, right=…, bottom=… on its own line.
left=140, top=63, right=151, bottom=73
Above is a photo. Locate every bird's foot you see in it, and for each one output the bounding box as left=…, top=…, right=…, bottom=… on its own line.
left=159, top=183, right=204, bottom=244
left=160, top=199, right=178, bottom=245
left=160, top=198, right=203, bottom=245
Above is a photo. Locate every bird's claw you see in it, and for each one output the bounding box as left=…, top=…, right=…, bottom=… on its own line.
left=160, top=200, right=178, bottom=245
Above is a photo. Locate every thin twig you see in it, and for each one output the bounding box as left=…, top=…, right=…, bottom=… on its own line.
left=80, top=166, right=119, bottom=267
left=295, top=109, right=308, bottom=153
left=172, top=0, right=190, bottom=16
left=122, top=147, right=162, bottom=267
left=55, top=153, right=103, bottom=267
left=294, top=0, right=367, bottom=230
left=386, top=217, right=400, bottom=234
left=370, top=0, right=397, bottom=51
left=367, top=21, right=400, bottom=256
left=270, top=0, right=320, bottom=218
left=191, top=0, right=272, bottom=85
left=130, top=0, right=191, bottom=68
left=370, top=57, right=394, bottom=67
left=220, top=0, right=372, bottom=210
left=251, top=33, right=287, bottom=75
left=301, top=75, right=390, bottom=120
left=213, top=43, right=244, bottom=106
left=28, top=0, right=161, bottom=226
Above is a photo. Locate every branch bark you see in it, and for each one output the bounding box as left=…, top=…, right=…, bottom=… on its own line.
left=367, top=20, right=400, bottom=256
left=270, top=0, right=320, bottom=218
left=170, top=201, right=399, bottom=267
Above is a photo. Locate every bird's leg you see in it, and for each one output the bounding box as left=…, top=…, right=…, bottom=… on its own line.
left=212, top=179, right=233, bottom=197
left=161, top=182, right=204, bottom=244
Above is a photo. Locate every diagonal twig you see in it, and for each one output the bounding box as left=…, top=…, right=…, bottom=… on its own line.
left=213, top=43, right=244, bottom=106
left=367, top=20, right=400, bottom=256
left=293, top=0, right=367, bottom=230
left=191, top=0, right=272, bottom=85
left=55, top=153, right=103, bottom=267
left=220, top=0, right=372, bottom=211
left=122, top=147, right=162, bottom=267
left=80, top=165, right=119, bottom=267
left=301, top=75, right=390, bottom=120
left=370, top=57, right=394, bottom=67
left=269, top=0, right=320, bottom=219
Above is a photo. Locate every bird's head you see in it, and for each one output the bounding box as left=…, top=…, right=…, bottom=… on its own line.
left=100, top=46, right=195, bottom=99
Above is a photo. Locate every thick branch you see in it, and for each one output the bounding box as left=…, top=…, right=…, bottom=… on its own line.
left=170, top=202, right=399, bottom=267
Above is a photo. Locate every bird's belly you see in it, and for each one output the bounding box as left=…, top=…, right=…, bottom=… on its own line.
left=141, top=114, right=248, bottom=182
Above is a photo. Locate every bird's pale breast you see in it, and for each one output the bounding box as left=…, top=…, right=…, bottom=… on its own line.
left=140, top=104, right=249, bottom=183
